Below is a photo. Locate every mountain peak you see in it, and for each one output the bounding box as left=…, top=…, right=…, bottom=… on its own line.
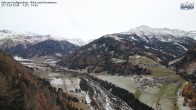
left=18, top=31, right=39, bottom=36
left=122, top=26, right=196, bottom=40
left=0, top=29, right=16, bottom=34
left=135, top=25, right=152, bottom=30
left=67, top=38, right=87, bottom=46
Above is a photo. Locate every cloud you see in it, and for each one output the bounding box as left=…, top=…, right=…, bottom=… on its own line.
left=0, top=0, right=195, bottom=41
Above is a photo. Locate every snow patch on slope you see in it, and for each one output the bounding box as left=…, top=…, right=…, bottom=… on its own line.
left=131, top=36, right=138, bottom=41
left=0, top=30, right=17, bottom=39
left=50, top=78, right=63, bottom=85
left=104, top=34, right=122, bottom=41
left=67, top=38, right=86, bottom=46
left=14, top=56, right=32, bottom=62
left=169, top=56, right=184, bottom=66
left=144, top=46, right=150, bottom=49
left=174, top=43, right=188, bottom=51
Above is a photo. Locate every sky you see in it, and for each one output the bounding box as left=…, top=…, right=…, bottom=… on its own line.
left=0, top=0, right=196, bottom=41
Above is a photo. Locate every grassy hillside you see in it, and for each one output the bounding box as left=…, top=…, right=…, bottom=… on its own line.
left=129, top=55, right=184, bottom=79
left=93, top=55, right=186, bottom=110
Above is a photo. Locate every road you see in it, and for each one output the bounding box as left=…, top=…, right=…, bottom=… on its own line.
left=57, top=68, right=133, bottom=110
left=85, top=78, right=133, bottom=110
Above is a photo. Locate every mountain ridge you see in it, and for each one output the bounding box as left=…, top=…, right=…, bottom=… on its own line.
left=21, top=40, right=78, bottom=58
left=0, top=30, right=85, bottom=58
left=59, top=26, right=196, bottom=75
left=123, top=25, right=196, bottom=40
left=0, top=30, right=87, bottom=46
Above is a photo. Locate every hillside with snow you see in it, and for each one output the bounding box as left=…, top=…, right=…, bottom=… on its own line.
left=0, top=30, right=86, bottom=46
left=0, top=30, right=83, bottom=58
left=59, top=26, right=196, bottom=72
left=120, top=25, right=196, bottom=42
left=67, top=38, right=87, bottom=46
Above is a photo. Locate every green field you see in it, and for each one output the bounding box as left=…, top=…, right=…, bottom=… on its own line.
left=130, top=55, right=184, bottom=80
left=92, top=55, right=186, bottom=110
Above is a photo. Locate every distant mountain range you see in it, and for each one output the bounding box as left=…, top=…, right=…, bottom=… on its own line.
left=1, top=26, right=196, bottom=71
left=0, top=30, right=87, bottom=46
left=20, top=40, right=78, bottom=58
left=0, top=30, right=87, bottom=58
left=59, top=26, right=196, bottom=75
left=1, top=26, right=196, bottom=109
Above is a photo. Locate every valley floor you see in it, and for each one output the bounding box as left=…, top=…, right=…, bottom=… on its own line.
left=16, top=57, right=134, bottom=110
left=92, top=73, right=189, bottom=110
left=15, top=56, right=191, bottom=110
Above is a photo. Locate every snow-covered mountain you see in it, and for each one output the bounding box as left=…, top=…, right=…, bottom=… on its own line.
left=67, top=38, right=87, bottom=46
left=59, top=26, right=196, bottom=72
left=0, top=31, right=66, bottom=45
left=0, top=30, right=82, bottom=58
left=120, top=25, right=196, bottom=41
left=190, top=31, right=196, bottom=34
left=0, top=30, right=86, bottom=46
left=0, top=30, right=18, bottom=39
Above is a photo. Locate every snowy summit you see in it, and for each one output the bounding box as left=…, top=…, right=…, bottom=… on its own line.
left=122, top=25, right=196, bottom=40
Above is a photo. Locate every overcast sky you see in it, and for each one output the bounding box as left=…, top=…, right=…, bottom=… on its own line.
left=0, top=0, right=196, bottom=41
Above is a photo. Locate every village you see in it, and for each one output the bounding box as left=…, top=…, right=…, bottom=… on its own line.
left=133, top=75, right=179, bottom=90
